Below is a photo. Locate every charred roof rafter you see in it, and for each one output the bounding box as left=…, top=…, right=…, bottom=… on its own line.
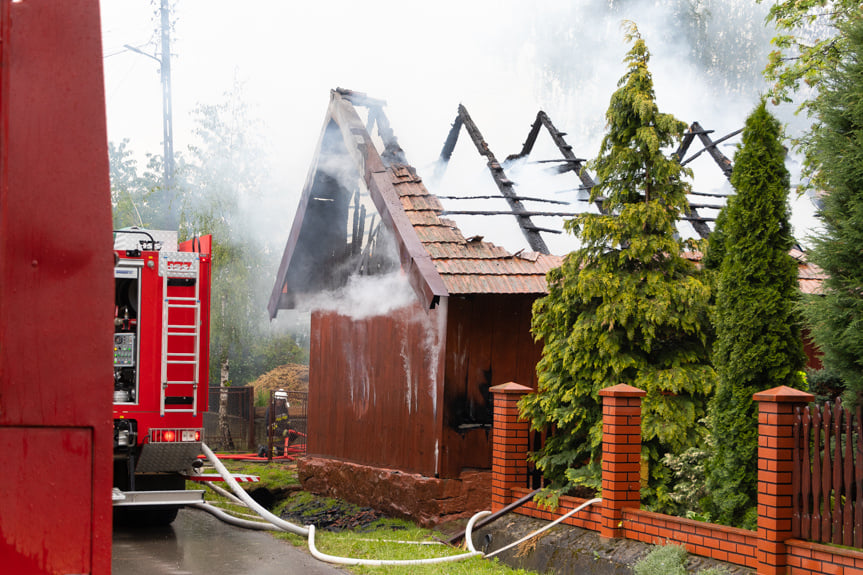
left=436, top=104, right=551, bottom=255
left=672, top=121, right=739, bottom=239
left=508, top=111, right=604, bottom=214
left=674, top=122, right=737, bottom=179
left=336, top=87, right=408, bottom=168
left=434, top=107, right=740, bottom=245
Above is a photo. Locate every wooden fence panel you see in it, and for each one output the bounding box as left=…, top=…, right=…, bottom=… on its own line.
left=857, top=406, right=863, bottom=548
left=793, top=399, right=863, bottom=549
left=822, top=403, right=833, bottom=541
left=845, top=405, right=854, bottom=546
left=793, top=409, right=802, bottom=537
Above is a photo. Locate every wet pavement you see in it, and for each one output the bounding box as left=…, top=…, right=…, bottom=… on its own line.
left=112, top=508, right=346, bottom=575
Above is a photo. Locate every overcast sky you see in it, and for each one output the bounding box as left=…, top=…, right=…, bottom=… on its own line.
left=100, top=0, right=820, bottom=254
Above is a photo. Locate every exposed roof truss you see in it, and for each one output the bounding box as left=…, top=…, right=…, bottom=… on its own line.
left=433, top=106, right=742, bottom=250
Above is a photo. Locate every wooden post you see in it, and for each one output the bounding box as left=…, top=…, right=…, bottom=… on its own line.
left=599, top=384, right=646, bottom=539
left=490, top=382, right=533, bottom=512
left=754, top=386, right=814, bottom=575
left=247, top=386, right=256, bottom=452
left=268, top=389, right=275, bottom=462
left=218, top=358, right=235, bottom=451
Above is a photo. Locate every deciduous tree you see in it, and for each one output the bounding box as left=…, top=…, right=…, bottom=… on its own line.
left=108, top=83, right=307, bottom=392
left=760, top=0, right=861, bottom=184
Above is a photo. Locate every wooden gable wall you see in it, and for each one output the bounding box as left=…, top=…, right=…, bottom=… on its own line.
left=307, top=299, right=447, bottom=477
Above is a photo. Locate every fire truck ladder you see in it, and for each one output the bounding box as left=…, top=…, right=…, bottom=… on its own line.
left=159, top=251, right=201, bottom=416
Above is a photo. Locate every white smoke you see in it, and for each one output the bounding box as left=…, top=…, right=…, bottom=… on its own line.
left=297, top=271, right=417, bottom=320
left=102, top=0, right=821, bottom=255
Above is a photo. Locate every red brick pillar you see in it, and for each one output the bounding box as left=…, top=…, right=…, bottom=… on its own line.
left=490, top=382, right=533, bottom=512
left=753, top=386, right=813, bottom=575
left=599, top=384, right=646, bottom=538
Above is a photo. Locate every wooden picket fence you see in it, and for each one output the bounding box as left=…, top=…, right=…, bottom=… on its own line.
left=792, top=399, right=863, bottom=548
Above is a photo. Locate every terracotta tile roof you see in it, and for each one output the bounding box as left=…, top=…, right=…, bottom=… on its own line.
left=685, top=247, right=825, bottom=294
left=391, top=166, right=560, bottom=295
left=791, top=248, right=827, bottom=295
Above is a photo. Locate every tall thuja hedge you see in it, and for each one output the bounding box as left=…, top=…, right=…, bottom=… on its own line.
left=520, top=23, right=715, bottom=508
left=704, top=101, right=806, bottom=528
left=804, top=17, right=863, bottom=407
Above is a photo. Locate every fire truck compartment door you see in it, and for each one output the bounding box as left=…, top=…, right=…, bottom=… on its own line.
left=0, top=427, right=93, bottom=574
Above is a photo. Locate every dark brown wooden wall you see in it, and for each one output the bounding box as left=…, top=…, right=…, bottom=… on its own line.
left=307, top=293, right=543, bottom=479
left=802, top=328, right=823, bottom=371
left=307, top=302, right=446, bottom=477
left=440, top=294, right=542, bottom=477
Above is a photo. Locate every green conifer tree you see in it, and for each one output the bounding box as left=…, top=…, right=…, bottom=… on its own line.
left=704, top=101, right=806, bottom=528
left=804, top=17, right=863, bottom=406
left=520, top=23, right=714, bottom=507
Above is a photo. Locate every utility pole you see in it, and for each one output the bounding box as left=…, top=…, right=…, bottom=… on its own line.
left=123, top=0, right=175, bottom=226
left=160, top=0, right=175, bottom=206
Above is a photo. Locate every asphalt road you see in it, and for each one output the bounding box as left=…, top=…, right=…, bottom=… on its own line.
left=112, top=508, right=346, bottom=575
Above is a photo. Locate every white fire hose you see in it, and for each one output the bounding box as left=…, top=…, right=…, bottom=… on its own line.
left=198, top=442, right=601, bottom=566
left=201, top=442, right=309, bottom=536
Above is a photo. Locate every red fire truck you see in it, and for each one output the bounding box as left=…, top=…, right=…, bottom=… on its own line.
left=111, top=228, right=213, bottom=525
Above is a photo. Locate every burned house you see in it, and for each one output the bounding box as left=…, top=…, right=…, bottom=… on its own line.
left=269, top=88, right=821, bottom=524
left=268, top=90, right=570, bottom=524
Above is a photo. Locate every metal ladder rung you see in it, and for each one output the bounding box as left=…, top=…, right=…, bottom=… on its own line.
left=161, top=254, right=202, bottom=417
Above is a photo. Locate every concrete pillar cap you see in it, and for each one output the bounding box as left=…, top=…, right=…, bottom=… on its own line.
left=753, top=385, right=814, bottom=403
left=489, top=382, right=534, bottom=394
left=599, top=384, right=646, bottom=398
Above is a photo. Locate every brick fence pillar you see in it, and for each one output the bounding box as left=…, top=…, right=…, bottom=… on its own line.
left=490, top=382, right=533, bottom=512
left=599, top=384, right=646, bottom=539
left=753, top=385, right=814, bottom=575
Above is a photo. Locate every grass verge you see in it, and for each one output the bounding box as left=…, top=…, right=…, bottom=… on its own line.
left=195, top=458, right=538, bottom=574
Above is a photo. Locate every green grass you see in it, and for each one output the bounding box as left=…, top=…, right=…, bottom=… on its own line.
left=276, top=519, right=536, bottom=575
left=217, top=459, right=300, bottom=489
left=633, top=544, right=732, bottom=575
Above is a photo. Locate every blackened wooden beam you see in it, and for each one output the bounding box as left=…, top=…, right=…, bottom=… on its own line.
left=436, top=194, right=571, bottom=205
left=523, top=225, right=563, bottom=234
left=672, top=123, right=716, bottom=239
left=690, top=121, right=734, bottom=180
left=439, top=210, right=716, bottom=223
left=673, top=128, right=699, bottom=162
left=337, top=88, right=408, bottom=167
left=456, top=104, right=550, bottom=254
left=432, top=114, right=464, bottom=183
left=510, top=113, right=544, bottom=160
left=441, top=209, right=579, bottom=217
left=681, top=127, right=742, bottom=170
left=688, top=190, right=734, bottom=199
left=365, top=104, right=408, bottom=167
left=682, top=122, right=737, bottom=239
left=535, top=112, right=599, bottom=197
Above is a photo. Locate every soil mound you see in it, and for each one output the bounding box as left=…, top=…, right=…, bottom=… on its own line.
left=250, top=363, right=308, bottom=394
